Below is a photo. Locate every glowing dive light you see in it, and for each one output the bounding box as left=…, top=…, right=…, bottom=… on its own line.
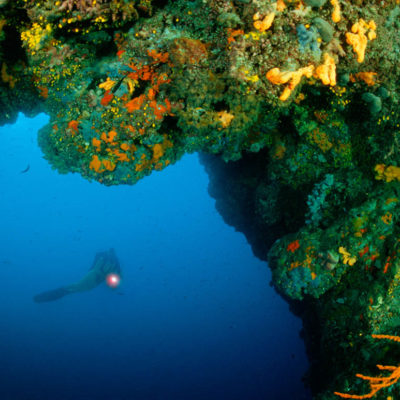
left=106, top=273, right=121, bottom=288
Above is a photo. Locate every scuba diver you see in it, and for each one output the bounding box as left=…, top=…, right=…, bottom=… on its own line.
left=33, top=248, right=122, bottom=303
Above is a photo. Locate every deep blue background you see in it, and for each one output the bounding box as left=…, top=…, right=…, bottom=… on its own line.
left=0, top=114, right=311, bottom=400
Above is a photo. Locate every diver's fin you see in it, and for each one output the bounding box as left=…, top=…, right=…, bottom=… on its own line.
left=33, top=287, right=70, bottom=303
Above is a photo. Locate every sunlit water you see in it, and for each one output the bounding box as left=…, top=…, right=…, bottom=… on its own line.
left=0, top=114, right=311, bottom=400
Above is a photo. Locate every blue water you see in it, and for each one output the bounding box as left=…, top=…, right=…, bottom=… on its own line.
left=0, top=114, right=311, bottom=400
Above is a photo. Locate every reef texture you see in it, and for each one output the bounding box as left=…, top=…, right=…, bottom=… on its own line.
left=2, top=0, right=400, bottom=398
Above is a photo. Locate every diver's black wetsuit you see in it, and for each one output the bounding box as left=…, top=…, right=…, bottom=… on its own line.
left=33, top=248, right=121, bottom=303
